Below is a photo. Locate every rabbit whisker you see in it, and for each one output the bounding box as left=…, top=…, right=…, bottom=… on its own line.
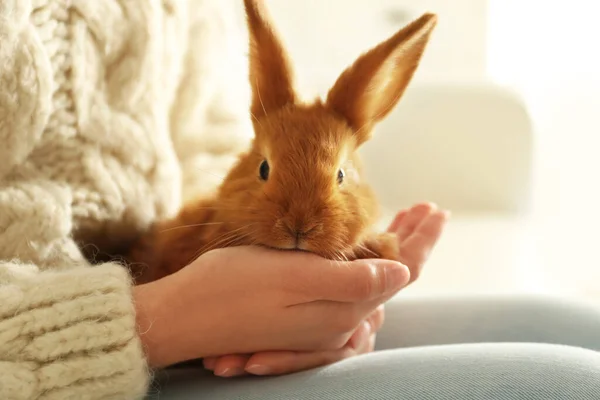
left=192, top=168, right=226, bottom=180
left=185, top=230, right=241, bottom=267
left=191, top=206, right=259, bottom=212
left=355, top=243, right=378, bottom=258
left=338, top=250, right=349, bottom=262
left=255, top=77, right=268, bottom=118
left=159, top=222, right=225, bottom=233
left=250, top=112, right=263, bottom=128
left=190, top=226, right=256, bottom=265
left=197, top=225, right=253, bottom=256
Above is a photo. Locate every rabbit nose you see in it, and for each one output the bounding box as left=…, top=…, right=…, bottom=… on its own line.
left=283, top=221, right=316, bottom=241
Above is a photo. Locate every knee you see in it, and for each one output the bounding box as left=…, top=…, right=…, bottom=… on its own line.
left=376, top=343, right=600, bottom=400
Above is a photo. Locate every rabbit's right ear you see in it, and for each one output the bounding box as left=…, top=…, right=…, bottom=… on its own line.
left=326, top=13, right=437, bottom=145
left=244, top=0, right=296, bottom=120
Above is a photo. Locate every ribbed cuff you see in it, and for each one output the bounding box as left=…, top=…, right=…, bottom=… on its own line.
left=0, top=263, right=150, bottom=399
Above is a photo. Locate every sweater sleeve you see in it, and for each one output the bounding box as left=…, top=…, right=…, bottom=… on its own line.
left=170, top=0, right=254, bottom=203
left=0, top=182, right=149, bottom=400
left=0, top=1, right=249, bottom=398
left=0, top=3, right=150, bottom=398
left=0, top=263, right=149, bottom=400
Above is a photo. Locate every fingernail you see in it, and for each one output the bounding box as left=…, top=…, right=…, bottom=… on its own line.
left=425, top=202, right=438, bottom=210
left=246, top=364, right=271, bottom=375
left=215, top=367, right=244, bottom=377
left=383, top=262, right=409, bottom=292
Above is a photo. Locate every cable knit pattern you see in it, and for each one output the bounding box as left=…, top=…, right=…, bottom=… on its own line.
left=0, top=0, right=252, bottom=398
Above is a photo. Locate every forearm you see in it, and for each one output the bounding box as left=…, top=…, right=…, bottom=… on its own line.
left=133, top=276, right=180, bottom=369
left=133, top=269, right=209, bottom=369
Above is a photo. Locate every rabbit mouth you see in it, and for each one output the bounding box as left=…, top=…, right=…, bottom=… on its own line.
left=262, top=242, right=346, bottom=260
left=267, top=244, right=311, bottom=253
left=260, top=242, right=314, bottom=255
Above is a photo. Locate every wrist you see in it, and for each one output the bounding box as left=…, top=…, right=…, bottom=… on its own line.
left=133, top=274, right=184, bottom=368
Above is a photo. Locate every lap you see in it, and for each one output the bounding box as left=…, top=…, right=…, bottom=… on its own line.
left=376, top=294, right=600, bottom=351
left=147, top=295, right=600, bottom=400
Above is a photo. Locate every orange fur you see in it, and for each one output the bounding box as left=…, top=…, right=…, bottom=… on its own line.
left=126, top=0, right=437, bottom=284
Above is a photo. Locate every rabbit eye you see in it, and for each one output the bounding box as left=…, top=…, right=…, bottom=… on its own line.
left=337, top=168, right=345, bottom=184
left=259, top=160, right=270, bottom=181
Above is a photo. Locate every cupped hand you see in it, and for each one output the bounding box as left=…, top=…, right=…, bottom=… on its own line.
left=390, top=202, right=449, bottom=285
left=203, top=202, right=449, bottom=377
left=133, top=242, right=411, bottom=368
left=202, top=304, right=385, bottom=377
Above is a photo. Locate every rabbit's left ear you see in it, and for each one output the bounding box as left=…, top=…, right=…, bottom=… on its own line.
left=326, top=13, right=437, bottom=144
left=244, top=0, right=296, bottom=120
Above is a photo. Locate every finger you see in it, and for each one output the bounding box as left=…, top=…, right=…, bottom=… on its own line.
left=348, top=304, right=383, bottom=349
left=284, top=255, right=410, bottom=304
left=396, top=203, right=437, bottom=242
left=387, top=209, right=409, bottom=233
left=364, top=334, right=377, bottom=354
left=348, top=320, right=372, bottom=350
left=244, top=346, right=358, bottom=376
left=203, top=357, right=217, bottom=370
left=284, top=293, right=392, bottom=354
left=355, top=331, right=376, bottom=355
left=367, top=304, right=385, bottom=333
left=399, top=210, right=450, bottom=284
left=213, top=354, right=252, bottom=378
left=243, top=323, right=377, bottom=376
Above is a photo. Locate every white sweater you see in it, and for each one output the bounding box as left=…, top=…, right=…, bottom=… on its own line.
left=0, top=0, right=252, bottom=398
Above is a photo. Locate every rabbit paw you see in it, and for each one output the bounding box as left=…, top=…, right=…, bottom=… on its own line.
left=351, top=232, right=400, bottom=261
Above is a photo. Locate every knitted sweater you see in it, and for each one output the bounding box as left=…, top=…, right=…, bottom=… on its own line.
left=0, top=1, right=252, bottom=399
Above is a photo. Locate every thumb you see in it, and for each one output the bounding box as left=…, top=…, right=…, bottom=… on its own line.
left=285, top=256, right=410, bottom=303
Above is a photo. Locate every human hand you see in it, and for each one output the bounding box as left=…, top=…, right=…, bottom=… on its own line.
left=133, top=245, right=411, bottom=368
left=389, top=202, right=449, bottom=286
left=202, top=304, right=384, bottom=377
left=203, top=202, right=449, bottom=377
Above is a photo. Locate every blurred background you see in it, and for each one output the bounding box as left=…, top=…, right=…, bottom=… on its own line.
left=234, top=1, right=600, bottom=301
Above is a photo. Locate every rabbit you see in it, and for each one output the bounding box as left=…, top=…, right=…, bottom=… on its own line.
left=126, top=0, right=437, bottom=285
